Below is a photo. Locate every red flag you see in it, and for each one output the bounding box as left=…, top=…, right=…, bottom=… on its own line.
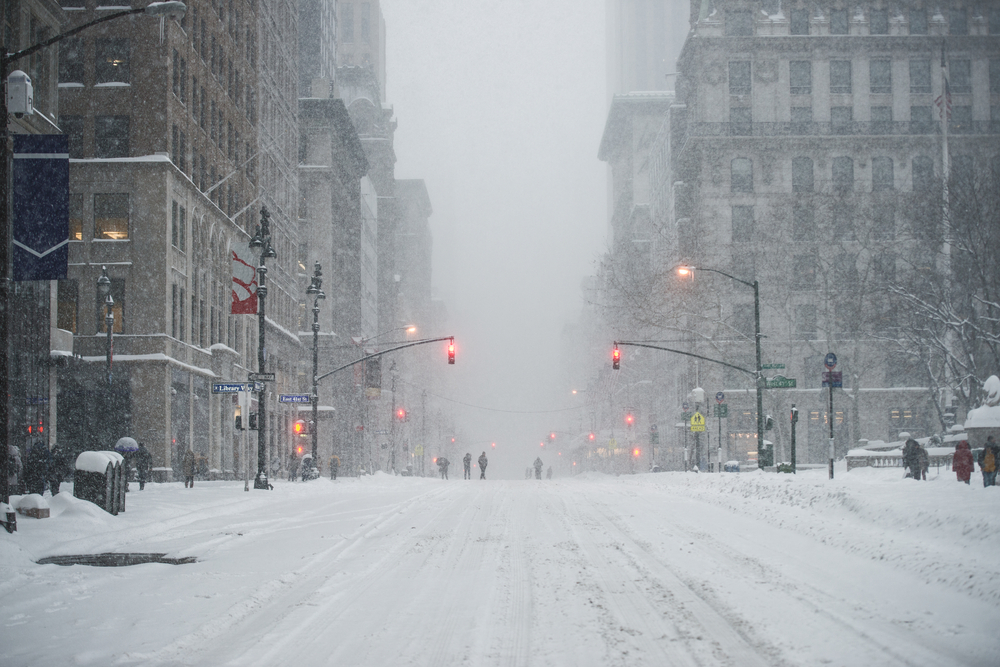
left=231, top=242, right=258, bottom=314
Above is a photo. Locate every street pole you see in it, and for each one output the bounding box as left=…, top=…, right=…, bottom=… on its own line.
left=754, top=279, right=766, bottom=469
left=250, top=207, right=275, bottom=490
left=97, top=266, right=114, bottom=385
left=790, top=404, right=798, bottom=473
left=306, top=263, right=324, bottom=475
left=829, top=374, right=835, bottom=480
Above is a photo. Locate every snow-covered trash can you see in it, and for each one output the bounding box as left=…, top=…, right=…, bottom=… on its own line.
left=74, top=451, right=125, bottom=515
left=15, top=493, right=49, bottom=519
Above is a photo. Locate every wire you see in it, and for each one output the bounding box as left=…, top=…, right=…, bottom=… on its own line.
left=396, top=378, right=584, bottom=414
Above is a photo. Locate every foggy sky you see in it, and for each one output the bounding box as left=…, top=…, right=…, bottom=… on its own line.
left=382, top=0, right=608, bottom=476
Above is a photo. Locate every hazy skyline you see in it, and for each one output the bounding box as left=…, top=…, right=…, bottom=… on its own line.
left=382, top=0, right=609, bottom=475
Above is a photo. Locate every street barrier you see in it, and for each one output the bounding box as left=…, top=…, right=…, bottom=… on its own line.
left=74, top=451, right=126, bottom=515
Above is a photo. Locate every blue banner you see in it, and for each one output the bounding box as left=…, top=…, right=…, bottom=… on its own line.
left=12, top=134, right=69, bottom=281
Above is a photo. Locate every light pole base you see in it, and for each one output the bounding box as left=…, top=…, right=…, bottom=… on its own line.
left=253, top=473, right=271, bottom=490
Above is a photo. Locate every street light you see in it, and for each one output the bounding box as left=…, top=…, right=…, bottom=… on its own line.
left=0, top=1, right=188, bottom=527
left=306, top=262, right=325, bottom=477
left=97, top=266, right=114, bottom=385
left=249, top=207, right=276, bottom=490
left=678, top=265, right=766, bottom=469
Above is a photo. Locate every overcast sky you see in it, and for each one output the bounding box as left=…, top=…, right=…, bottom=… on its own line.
left=382, top=0, right=608, bottom=476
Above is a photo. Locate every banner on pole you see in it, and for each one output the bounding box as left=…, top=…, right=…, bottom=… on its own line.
left=12, top=135, right=69, bottom=281
left=231, top=241, right=257, bottom=314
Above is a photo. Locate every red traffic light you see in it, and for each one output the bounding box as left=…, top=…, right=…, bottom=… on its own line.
left=612, top=346, right=621, bottom=370
left=632, top=447, right=640, bottom=457
left=448, top=340, right=455, bottom=365
left=588, top=432, right=595, bottom=441
left=293, top=419, right=307, bottom=435
left=396, top=408, right=407, bottom=421
left=625, top=413, right=634, bottom=426
left=549, top=432, right=556, bottom=441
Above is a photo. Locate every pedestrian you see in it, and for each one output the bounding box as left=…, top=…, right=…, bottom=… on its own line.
left=952, top=440, right=974, bottom=484
left=48, top=444, right=68, bottom=495
left=917, top=443, right=929, bottom=481
left=182, top=447, right=196, bottom=488
left=478, top=451, right=488, bottom=479
left=329, top=454, right=340, bottom=480
left=25, top=441, right=48, bottom=496
left=977, top=435, right=1000, bottom=488
left=463, top=452, right=472, bottom=480
left=437, top=457, right=450, bottom=480
left=134, top=442, right=152, bottom=490
left=533, top=457, right=543, bottom=480
left=288, top=450, right=300, bottom=482
left=901, top=438, right=922, bottom=480
left=7, top=444, right=22, bottom=496
left=546, top=466, right=553, bottom=480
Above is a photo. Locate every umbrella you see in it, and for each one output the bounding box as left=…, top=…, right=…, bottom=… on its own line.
left=114, top=437, right=139, bottom=453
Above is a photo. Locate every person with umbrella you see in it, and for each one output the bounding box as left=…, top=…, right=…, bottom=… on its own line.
left=115, top=437, right=139, bottom=492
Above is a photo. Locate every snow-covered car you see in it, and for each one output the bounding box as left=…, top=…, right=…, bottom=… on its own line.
left=723, top=461, right=740, bottom=473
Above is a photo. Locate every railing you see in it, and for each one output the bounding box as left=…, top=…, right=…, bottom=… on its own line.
left=688, top=121, right=999, bottom=138
left=845, top=451, right=954, bottom=471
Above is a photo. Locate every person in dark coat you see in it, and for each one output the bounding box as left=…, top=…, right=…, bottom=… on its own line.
left=182, top=448, right=196, bottom=488
left=437, top=457, right=450, bottom=480
left=917, top=444, right=929, bottom=480
left=478, top=452, right=488, bottom=479
left=7, top=444, right=22, bottom=495
left=533, top=457, right=543, bottom=480
left=952, top=440, right=974, bottom=484
left=329, top=455, right=340, bottom=480
left=901, top=438, right=922, bottom=480
left=463, top=453, right=472, bottom=479
left=134, top=442, right=152, bottom=490
left=288, top=451, right=300, bottom=482
left=24, top=441, right=49, bottom=495
left=48, top=444, right=68, bottom=495
left=977, top=435, right=999, bottom=488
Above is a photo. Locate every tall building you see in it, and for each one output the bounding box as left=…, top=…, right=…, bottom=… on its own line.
left=336, top=0, right=386, bottom=101
left=606, top=0, right=688, bottom=98
left=596, top=0, right=1000, bottom=468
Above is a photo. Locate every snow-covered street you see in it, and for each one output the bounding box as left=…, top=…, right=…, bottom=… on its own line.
left=2, top=469, right=998, bottom=667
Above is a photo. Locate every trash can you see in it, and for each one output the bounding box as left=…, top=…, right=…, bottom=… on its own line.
left=74, top=451, right=124, bottom=515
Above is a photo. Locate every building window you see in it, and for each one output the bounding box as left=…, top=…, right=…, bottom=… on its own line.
left=792, top=157, right=813, bottom=192
left=790, top=106, right=812, bottom=123
left=171, top=201, right=179, bottom=247
left=832, top=157, right=854, bottom=193
left=725, top=11, right=753, bottom=36
left=95, top=39, right=129, bottom=84
left=871, top=106, right=892, bottom=123
left=94, top=115, right=129, bottom=158
left=60, top=115, right=85, bottom=158
left=729, top=61, right=751, bottom=95
left=950, top=59, right=971, bottom=93
left=910, top=8, right=927, bottom=35
left=172, top=125, right=179, bottom=165
left=794, top=305, right=817, bottom=339
left=731, top=158, right=753, bottom=193
left=835, top=300, right=860, bottom=334
left=831, top=9, right=848, bottom=35
left=991, top=60, right=1000, bottom=93
left=830, top=61, right=852, bottom=94
left=792, top=252, right=818, bottom=289
left=731, top=206, right=753, bottom=242
left=834, top=252, right=858, bottom=286
left=950, top=105, right=972, bottom=132
left=870, top=59, right=891, bottom=94
left=832, top=204, right=854, bottom=240
left=57, top=279, right=79, bottom=334
left=831, top=106, right=853, bottom=127
left=910, top=59, right=931, bottom=93
left=949, top=8, right=968, bottom=35
left=792, top=205, right=814, bottom=241
left=94, top=193, right=129, bottom=240
left=730, top=106, right=752, bottom=134
left=179, top=287, right=185, bottom=342
left=96, top=278, right=124, bottom=334
left=873, top=252, right=896, bottom=283
left=952, top=154, right=974, bottom=186
left=172, top=49, right=179, bottom=96
left=872, top=202, right=895, bottom=240
left=361, top=2, right=370, bottom=41
left=790, top=9, right=809, bottom=35
left=912, top=156, right=934, bottom=191
left=872, top=157, right=894, bottom=191
left=341, top=2, right=354, bottom=42
left=59, top=38, right=84, bottom=83
left=180, top=58, right=187, bottom=103
left=68, top=194, right=83, bottom=241
left=789, top=61, right=811, bottom=95
left=870, top=9, right=889, bottom=35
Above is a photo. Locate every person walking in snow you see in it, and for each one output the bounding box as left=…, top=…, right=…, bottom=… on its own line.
left=533, top=457, right=543, bottom=480
left=48, top=444, right=68, bottom=495
left=288, top=451, right=300, bottom=482
left=546, top=466, right=553, bottom=480
left=182, top=447, right=196, bottom=488
left=917, top=443, right=929, bottom=480
left=902, top=438, right=922, bottom=480
left=952, top=440, right=974, bottom=484
left=478, top=452, right=488, bottom=479
left=7, top=444, right=22, bottom=495
left=329, top=455, right=340, bottom=480
left=437, top=457, right=450, bottom=480
left=977, top=435, right=999, bottom=487
left=24, top=441, right=49, bottom=496
left=463, top=452, right=472, bottom=479
left=134, top=442, right=152, bottom=490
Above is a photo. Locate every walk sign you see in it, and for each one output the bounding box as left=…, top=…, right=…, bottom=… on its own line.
left=690, top=412, right=706, bottom=432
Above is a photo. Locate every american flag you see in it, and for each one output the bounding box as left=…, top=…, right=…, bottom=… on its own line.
left=935, top=50, right=952, bottom=120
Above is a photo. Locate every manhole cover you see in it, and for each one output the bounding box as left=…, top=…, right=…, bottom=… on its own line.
left=37, top=553, right=196, bottom=567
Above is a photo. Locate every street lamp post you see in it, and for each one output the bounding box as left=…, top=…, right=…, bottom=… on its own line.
left=679, top=266, right=766, bottom=469
left=306, top=262, right=324, bottom=475
left=249, top=207, right=275, bottom=490
left=97, top=266, right=114, bottom=385
left=0, top=2, right=187, bottom=519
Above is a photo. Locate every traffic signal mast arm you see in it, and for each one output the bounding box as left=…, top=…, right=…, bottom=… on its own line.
left=613, top=341, right=756, bottom=378
left=315, top=336, right=455, bottom=383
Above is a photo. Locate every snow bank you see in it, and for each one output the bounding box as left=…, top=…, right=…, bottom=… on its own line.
left=14, top=494, right=48, bottom=510
left=75, top=450, right=123, bottom=473
left=964, top=404, right=1000, bottom=429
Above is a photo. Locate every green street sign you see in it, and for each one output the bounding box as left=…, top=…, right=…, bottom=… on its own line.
left=713, top=404, right=729, bottom=418
left=681, top=411, right=693, bottom=421
left=765, top=375, right=797, bottom=389
left=762, top=363, right=785, bottom=370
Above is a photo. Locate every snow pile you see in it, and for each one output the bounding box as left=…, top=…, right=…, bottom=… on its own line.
left=75, top=450, right=123, bottom=473
left=14, top=494, right=48, bottom=511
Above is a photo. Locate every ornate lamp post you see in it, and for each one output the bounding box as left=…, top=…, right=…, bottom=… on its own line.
left=306, top=262, right=324, bottom=474
left=249, top=207, right=275, bottom=490
left=97, top=266, right=114, bottom=385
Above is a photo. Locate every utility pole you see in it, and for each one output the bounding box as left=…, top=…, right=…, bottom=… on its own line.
left=250, top=207, right=275, bottom=490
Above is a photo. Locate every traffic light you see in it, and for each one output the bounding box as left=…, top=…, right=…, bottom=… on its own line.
left=625, top=413, right=634, bottom=427
left=588, top=432, right=595, bottom=441
left=248, top=413, right=259, bottom=430
left=612, top=346, right=620, bottom=370
left=293, top=419, right=309, bottom=436
left=549, top=432, right=556, bottom=441
left=396, top=408, right=407, bottom=421
left=633, top=447, right=641, bottom=458
left=448, top=340, right=455, bottom=365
